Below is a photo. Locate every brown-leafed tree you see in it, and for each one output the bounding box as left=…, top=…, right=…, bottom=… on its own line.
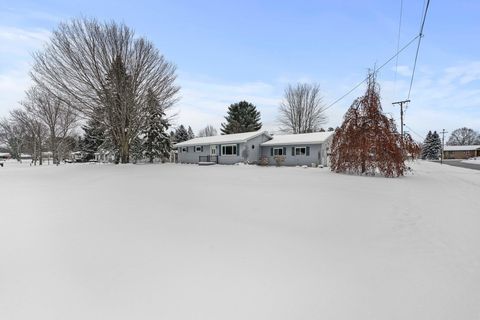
left=330, top=72, right=405, bottom=177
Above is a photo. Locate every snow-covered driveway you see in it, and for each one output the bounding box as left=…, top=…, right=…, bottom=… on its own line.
left=1, top=161, right=479, bottom=320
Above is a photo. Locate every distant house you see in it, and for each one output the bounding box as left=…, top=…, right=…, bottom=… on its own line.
left=0, top=152, right=11, bottom=160
left=443, top=145, right=480, bottom=159
left=175, top=131, right=271, bottom=165
left=174, top=130, right=334, bottom=166
left=261, top=132, right=333, bottom=166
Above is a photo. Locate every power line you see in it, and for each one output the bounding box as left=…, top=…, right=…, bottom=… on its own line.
left=404, top=124, right=424, bottom=140
left=324, top=34, right=420, bottom=111
left=407, top=0, right=431, bottom=99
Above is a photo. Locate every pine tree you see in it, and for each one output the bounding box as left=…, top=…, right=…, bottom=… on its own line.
left=169, top=130, right=176, bottom=143
left=421, top=131, right=433, bottom=159
left=431, top=131, right=442, bottom=159
left=81, top=107, right=106, bottom=160
left=130, top=136, right=144, bottom=163
left=141, top=89, right=171, bottom=163
left=174, top=125, right=189, bottom=142
left=421, top=130, right=442, bottom=160
left=220, top=101, right=262, bottom=134
left=187, top=126, right=195, bottom=140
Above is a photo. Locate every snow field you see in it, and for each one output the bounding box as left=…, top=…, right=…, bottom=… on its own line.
left=1, top=160, right=480, bottom=320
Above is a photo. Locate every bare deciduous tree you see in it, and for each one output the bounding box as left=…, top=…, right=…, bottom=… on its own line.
left=22, top=86, right=78, bottom=163
left=447, top=127, right=479, bottom=146
left=278, top=83, right=327, bottom=133
left=0, top=117, right=25, bottom=161
left=10, top=109, right=48, bottom=165
left=198, top=125, right=217, bottom=137
left=30, top=18, right=180, bottom=163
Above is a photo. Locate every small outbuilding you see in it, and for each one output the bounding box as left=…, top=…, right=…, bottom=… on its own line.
left=443, top=145, right=480, bottom=159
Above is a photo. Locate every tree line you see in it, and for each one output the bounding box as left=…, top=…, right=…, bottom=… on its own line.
left=0, top=18, right=333, bottom=165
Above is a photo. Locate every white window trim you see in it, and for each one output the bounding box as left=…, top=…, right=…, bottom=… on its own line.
left=195, top=146, right=203, bottom=152
left=221, top=144, right=237, bottom=156
left=181, top=147, right=188, bottom=153
left=273, top=147, right=284, bottom=156
left=295, top=147, right=306, bottom=156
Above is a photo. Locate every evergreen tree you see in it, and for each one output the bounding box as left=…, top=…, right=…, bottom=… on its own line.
left=220, top=101, right=262, bottom=134
left=169, top=130, right=176, bottom=144
left=421, top=131, right=433, bottom=160
left=141, top=89, right=171, bottom=163
left=431, top=131, right=442, bottom=159
left=81, top=107, right=106, bottom=160
left=130, top=136, right=144, bottom=163
left=174, top=125, right=189, bottom=142
left=421, top=130, right=442, bottom=160
left=187, top=126, right=195, bottom=140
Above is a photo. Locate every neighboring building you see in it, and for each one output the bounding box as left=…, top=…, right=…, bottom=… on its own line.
left=443, top=145, right=480, bottom=159
left=261, top=132, right=333, bottom=166
left=174, top=130, right=334, bottom=166
left=175, top=131, right=272, bottom=165
left=94, top=149, right=116, bottom=163
left=0, top=152, right=11, bottom=160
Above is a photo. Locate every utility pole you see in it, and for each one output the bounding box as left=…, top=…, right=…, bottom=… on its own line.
left=392, top=100, right=410, bottom=146
left=440, top=129, right=448, bottom=165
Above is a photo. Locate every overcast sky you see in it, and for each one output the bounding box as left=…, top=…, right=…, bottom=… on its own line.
left=1, top=0, right=479, bottom=140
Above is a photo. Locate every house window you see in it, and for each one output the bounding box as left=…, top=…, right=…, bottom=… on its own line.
left=221, top=144, right=237, bottom=156
left=273, top=148, right=284, bottom=156
left=251, top=145, right=255, bottom=149
left=195, top=146, right=203, bottom=152
left=295, top=147, right=306, bottom=156
left=181, top=147, right=188, bottom=153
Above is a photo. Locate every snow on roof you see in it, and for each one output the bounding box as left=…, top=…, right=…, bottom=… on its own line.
left=175, top=130, right=271, bottom=147
left=443, top=145, right=480, bottom=151
left=261, top=131, right=334, bottom=146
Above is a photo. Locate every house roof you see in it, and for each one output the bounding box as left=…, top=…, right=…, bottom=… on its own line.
left=443, top=145, right=480, bottom=151
left=174, top=130, right=271, bottom=147
left=261, top=131, right=334, bottom=146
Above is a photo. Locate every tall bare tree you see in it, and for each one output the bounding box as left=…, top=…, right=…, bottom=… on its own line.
left=22, top=86, right=78, bottom=163
left=198, top=125, right=217, bottom=137
left=10, top=109, right=48, bottom=165
left=278, top=83, right=327, bottom=133
left=0, top=117, right=25, bottom=161
left=447, top=127, right=479, bottom=146
left=30, top=18, right=179, bottom=163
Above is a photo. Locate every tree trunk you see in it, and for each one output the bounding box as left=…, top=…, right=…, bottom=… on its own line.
left=119, top=137, right=130, bottom=163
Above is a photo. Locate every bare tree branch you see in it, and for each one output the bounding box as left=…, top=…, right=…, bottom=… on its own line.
left=278, top=83, right=327, bottom=134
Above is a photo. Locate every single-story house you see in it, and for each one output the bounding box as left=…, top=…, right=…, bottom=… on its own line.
left=261, top=132, right=333, bottom=166
left=443, top=145, right=480, bottom=159
left=175, top=130, right=272, bottom=165
left=175, top=130, right=334, bottom=166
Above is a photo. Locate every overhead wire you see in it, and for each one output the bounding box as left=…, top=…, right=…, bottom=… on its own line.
left=407, top=0, right=431, bottom=99
left=324, top=34, right=419, bottom=112
left=404, top=124, right=425, bottom=140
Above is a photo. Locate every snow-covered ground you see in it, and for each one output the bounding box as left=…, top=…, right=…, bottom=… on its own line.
left=1, top=160, right=480, bottom=320
left=463, top=157, right=480, bottom=165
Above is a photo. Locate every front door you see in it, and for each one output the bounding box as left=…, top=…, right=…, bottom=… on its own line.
left=210, top=145, right=217, bottom=156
